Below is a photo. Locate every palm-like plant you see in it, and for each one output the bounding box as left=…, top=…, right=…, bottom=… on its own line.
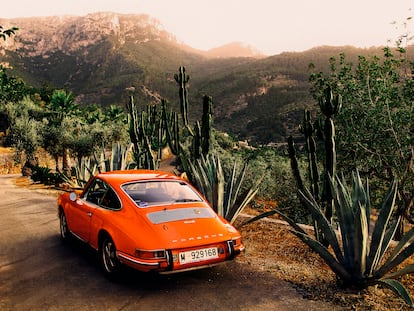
left=46, top=90, right=78, bottom=175
left=277, top=171, right=414, bottom=306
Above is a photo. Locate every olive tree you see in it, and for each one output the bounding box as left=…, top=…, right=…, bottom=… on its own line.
left=309, top=46, right=414, bottom=233
left=3, top=98, right=44, bottom=165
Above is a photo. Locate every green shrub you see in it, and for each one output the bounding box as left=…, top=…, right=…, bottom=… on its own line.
left=31, top=165, right=63, bottom=185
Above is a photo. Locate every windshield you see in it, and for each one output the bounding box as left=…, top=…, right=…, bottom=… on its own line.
left=122, top=180, right=203, bottom=208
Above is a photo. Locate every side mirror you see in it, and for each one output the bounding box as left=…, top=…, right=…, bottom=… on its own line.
left=69, top=192, right=77, bottom=202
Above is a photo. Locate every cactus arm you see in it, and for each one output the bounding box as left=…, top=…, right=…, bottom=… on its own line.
left=201, top=95, right=213, bottom=157
left=287, top=136, right=304, bottom=191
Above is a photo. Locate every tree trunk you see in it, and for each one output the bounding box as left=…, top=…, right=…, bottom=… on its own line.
left=62, top=148, right=71, bottom=176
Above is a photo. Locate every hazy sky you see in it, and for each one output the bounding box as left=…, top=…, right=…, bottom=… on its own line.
left=2, top=0, right=413, bottom=55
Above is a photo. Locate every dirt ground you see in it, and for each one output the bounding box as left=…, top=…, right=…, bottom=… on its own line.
left=8, top=175, right=414, bottom=310
left=236, top=208, right=414, bottom=311
left=2, top=146, right=414, bottom=310
left=1, top=174, right=337, bottom=311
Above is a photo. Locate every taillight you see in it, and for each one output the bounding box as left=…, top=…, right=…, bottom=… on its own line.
left=135, top=249, right=166, bottom=260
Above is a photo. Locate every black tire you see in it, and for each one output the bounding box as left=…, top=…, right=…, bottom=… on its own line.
left=59, top=210, right=71, bottom=243
left=100, top=236, right=121, bottom=279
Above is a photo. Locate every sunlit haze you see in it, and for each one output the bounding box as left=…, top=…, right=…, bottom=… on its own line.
left=2, top=0, right=413, bottom=55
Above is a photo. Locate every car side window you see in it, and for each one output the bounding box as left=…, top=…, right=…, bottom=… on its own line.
left=84, top=179, right=121, bottom=210
left=100, top=187, right=121, bottom=210
left=84, top=179, right=108, bottom=205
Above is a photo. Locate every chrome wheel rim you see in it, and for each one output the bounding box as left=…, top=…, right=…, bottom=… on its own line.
left=60, top=213, right=68, bottom=239
left=102, top=239, right=117, bottom=273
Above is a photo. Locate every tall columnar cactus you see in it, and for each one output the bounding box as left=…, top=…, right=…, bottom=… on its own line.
left=192, top=121, right=202, bottom=160
left=127, top=93, right=188, bottom=169
left=126, top=95, right=159, bottom=170
left=288, top=85, right=341, bottom=242
left=127, top=95, right=141, bottom=163
left=173, top=67, right=214, bottom=160
left=174, top=66, right=193, bottom=135
left=161, top=99, right=180, bottom=156
left=299, top=109, right=319, bottom=200
left=319, top=86, right=342, bottom=221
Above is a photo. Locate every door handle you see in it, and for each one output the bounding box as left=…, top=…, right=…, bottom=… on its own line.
left=86, top=212, right=92, bottom=217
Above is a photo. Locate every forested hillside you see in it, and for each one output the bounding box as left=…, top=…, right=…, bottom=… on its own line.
left=0, top=13, right=401, bottom=144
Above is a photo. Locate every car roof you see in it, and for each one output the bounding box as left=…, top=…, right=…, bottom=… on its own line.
left=95, top=169, right=182, bottom=187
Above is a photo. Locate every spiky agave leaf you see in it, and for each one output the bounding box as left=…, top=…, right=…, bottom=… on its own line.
left=241, top=210, right=277, bottom=226
left=196, top=157, right=213, bottom=203
left=110, top=142, right=131, bottom=171
left=294, top=230, right=352, bottom=282
left=382, top=227, right=414, bottom=268
left=298, top=188, right=345, bottom=265
left=225, top=162, right=263, bottom=224
left=230, top=162, right=248, bottom=209
left=351, top=171, right=371, bottom=230
left=386, top=263, right=414, bottom=279
left=353, top=202, right=369, bottom=277
left=223, top=160, right=238, bottom=217
left=66, top=156, right=97, bottom=188
left=186, top=155, right=225, bottom=216
left=187, top=157, right=211, bottom=202
left=376, top=279, right=413, bottom=307
left=375, top=242, right=414, bottom=277
left=366, top=180, right=398, bottom=275
left=378, top=218, right=401, bottom=258
left=227, top=180, right=262, bottom=225
left=274, top=208, right=352, bottom=279
left=330, top=175, right=355, bottom=269
left=214, top=156, right=225, bottom=217
left=274, top=209, right=307, bottom=236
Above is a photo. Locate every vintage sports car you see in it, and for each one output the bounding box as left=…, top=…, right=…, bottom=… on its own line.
left=57, top=170, right=244, bottom=277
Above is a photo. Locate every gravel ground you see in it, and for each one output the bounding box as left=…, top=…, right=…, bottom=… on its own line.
left=236, top=212, right=414, bottom=311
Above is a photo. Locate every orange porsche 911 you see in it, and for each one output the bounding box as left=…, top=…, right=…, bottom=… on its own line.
left=57, top=170, right=244, bottom=278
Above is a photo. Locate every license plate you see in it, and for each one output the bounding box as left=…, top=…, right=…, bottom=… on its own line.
left=179, top=247, right=219, bottom=264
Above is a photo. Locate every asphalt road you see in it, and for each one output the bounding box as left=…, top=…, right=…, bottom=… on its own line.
left=0, top=174, right=337, bottom=311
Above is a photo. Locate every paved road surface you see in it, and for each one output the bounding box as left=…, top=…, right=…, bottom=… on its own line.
left=0, top=174, right=337, bottom=310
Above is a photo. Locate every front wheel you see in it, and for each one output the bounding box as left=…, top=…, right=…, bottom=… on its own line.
left=59, top=211, right=70, bottom=243
left=100, top=236, right=121, bottom=279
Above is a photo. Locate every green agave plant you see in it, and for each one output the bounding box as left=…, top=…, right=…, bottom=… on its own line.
left=59, top=156, right=97, bottom=189
left=277, top=171, right=414, bottom=306
left=185, top=154, right=263, bottom=224
left=60, top=143, right=133, bottom=189
left=99, top=142, right=132, bottom=172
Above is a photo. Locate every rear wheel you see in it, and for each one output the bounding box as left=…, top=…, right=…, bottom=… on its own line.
left=100, top=236, right=121, bottom=279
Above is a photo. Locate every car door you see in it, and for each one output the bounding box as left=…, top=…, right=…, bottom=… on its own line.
left=70, top=179, right=107, bottom=242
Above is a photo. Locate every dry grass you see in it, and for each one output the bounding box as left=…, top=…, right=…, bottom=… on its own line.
left=0, top=147, right=57, bottom=174
left=0, top=147, right=21, bottom=174
left=236, top=209, right=414, bottom=310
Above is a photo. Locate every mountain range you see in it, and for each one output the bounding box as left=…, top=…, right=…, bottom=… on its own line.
left=0, top=12, right=392, bottom=144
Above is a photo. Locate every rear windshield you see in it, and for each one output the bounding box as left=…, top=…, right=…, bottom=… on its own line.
left=122, top=180, right=202, bottom=208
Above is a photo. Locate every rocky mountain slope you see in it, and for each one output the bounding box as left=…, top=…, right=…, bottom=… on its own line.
left=0, top=13, right=391, bottom=144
